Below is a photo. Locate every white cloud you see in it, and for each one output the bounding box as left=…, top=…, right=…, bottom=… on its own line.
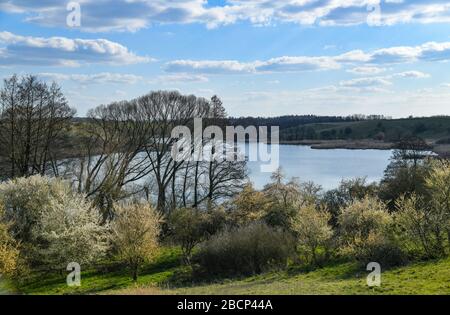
left=156, top=73, right=209, bottom=83
left=339, top=70, right=430, bottom=90
left=2, top=1, right=450, bottom=32
left=255, top=56, right=340, bottom=72
left=38, top=72, right=145, bottom=84
left=340, top=77, right=393, bottom=88
left=164, top=41, right=450, bottom=76
left=347, top=66, right=387, bottom=75
left=0, top=31, right=151, bottom=66
left=392, top=71, right=430, bottom=78
left=165, top=56, right=341, bottom=75
left=164, top=60, right=253, bottom=74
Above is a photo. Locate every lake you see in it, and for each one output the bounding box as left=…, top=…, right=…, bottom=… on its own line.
left=242, top=143, right=393, bottom=190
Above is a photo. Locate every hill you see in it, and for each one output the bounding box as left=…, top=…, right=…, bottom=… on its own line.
left=10, top=247, right=450, bottom=295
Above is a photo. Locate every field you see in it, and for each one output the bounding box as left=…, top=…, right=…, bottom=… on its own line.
left=5, top=247, right=450, bottom=295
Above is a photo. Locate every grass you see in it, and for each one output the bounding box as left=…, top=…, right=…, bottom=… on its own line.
left=7, top=247, right=450, bottom=295
left=167, top=257, right=450, bottom=295
left=13, top=247, right=183, bottom=295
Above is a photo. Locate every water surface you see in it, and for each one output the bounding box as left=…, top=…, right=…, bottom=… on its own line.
left=243, top=144, right=392, bottom=190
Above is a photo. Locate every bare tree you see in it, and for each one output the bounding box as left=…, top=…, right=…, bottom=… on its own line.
left=73, top=100, right=153, bottom=221
left=137, top=91, right=210, bottom=213
left=0, top=75, right=75, bottom=179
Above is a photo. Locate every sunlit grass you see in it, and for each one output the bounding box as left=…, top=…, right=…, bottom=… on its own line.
left=9, top=247, right=450, bottom=295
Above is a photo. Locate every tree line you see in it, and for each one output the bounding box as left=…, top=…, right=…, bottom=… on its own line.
left=0, top=75, right=247, bottom=220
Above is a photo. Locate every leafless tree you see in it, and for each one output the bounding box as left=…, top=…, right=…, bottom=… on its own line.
left=73, top=100, right=152, bottom=221
left=0, top=75, right=75, bottom=179
left=137, top=91, right=210, bottom=213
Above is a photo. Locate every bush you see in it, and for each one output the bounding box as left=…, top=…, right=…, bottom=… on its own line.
left=0, top=175, right=109, bottom=270
left=339, top=197, right=392, bottom=241
left=343, top=232, right=407, bottom=268
left=291, top=205, right=333, bottom=266
left=338, top=197, right=405, bottom=267
left=168, top=207, right=211, bottom=265
left=195, top=222, right=295, bottom=277
left=111, top=203, right=161, bottom=281
left=230, top=184, right=271, bottom=226
left=0, top=205, right=20, bottom=278
left=394, top=194, right=447, bottom=259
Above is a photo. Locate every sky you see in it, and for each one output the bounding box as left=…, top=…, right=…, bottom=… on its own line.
left=1, top=0, right=450, bottom=118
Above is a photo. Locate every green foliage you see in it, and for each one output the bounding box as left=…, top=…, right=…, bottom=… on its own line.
left=195, top=222, right=295, bottom=277
left=262, top=168, right=322, bottom=230
left=291, top=204, right=333, bottom=266
left=338, top=196, right=404, bottom=267
left=379, top=143, right=431, bottom=209
left=0, top=205, right=20, bottom=278
left=111, top=203, right=161, bottom=281
left=168, top=207, right=211, bottom=265
left=394, top=195, right=445, bottom=259
left=393, top=160, right=450, bottom=259
left=230, top=184, right=271, bottom=226
left=322, top=177, right=378, bottom=226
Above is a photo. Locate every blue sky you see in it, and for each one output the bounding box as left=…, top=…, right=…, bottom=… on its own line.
left=1, top=0, right=450, bottom=117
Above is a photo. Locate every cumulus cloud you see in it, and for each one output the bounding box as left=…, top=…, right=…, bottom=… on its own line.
left=165, top=60, right=254, bottom=74
left=164, top=41, right=450, bottom=76
left=1, top=0, right=450, bottom=32
left=165, top=56, right=342, bottom=75
left=0, top=31, right=151, bottom=66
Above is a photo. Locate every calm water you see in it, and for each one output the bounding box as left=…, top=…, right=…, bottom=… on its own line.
left=242, top=144, right=393, bottom=190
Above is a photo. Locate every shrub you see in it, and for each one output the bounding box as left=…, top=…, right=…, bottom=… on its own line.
left=0, top=205, right=20, bottom=278
left=338, top=197, right=404, bottom=266
left=195, top=222, right=295, bottom=277
left=425, top=160, right=450, bottom=245
left=230, top=184, right=271, bottom=226
left=343, top=232, right=406, bottom=268
left=321, top=177, right=378, bottom=227
left=394, top=194, right=447, bottom=259
left=168, top=207, right=210, bottom=265
left=111, top=203, right=161, bottom=281
left=339, top=197, right=392, bottom=242
left=291, top=205, right=333, bottom=266
left=0, top=175, right=109, bottom=270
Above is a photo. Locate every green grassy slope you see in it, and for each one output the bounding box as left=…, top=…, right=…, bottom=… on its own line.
left=280, top=117, right=450, bottom=143
left=169, top=257, right=450, bottom=295
left=9, top=247, right=450, bottom=295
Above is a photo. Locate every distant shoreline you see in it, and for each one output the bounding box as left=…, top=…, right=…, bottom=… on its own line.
left=278, top=139, right=394, bottom=150
left=275, top=139, right=449, bottom=157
